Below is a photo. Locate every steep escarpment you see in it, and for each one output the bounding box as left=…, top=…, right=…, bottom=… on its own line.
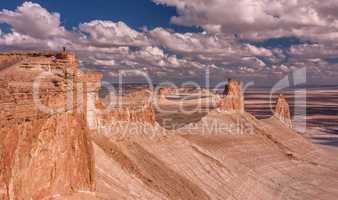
left=0, top=53, right=95, bottom=200
left=0, top=113, right=95, bottom=200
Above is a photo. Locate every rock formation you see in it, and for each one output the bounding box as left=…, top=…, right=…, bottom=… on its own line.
left=0, top=52, right=95, bottom=200
left=2, top=52, right=338, bottom=200
left=274, top=94, right=293, bottom=128
left=157, top=87, right=174, bottom=101
left=218, top=79, right=244, bottom=112
left=80, top=72, right=103, bottom=129
left=109, top=103, right=156, bottom=125
left=99, top=89, right=156, bottom=125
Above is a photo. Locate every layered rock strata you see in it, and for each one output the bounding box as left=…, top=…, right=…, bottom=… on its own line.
left=0, top=52, right=95, bottom=200
left=98, top=89, right=156, bottom=126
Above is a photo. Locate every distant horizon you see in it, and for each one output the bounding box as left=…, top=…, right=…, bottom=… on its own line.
left=102, top=81, right=338, bottom=89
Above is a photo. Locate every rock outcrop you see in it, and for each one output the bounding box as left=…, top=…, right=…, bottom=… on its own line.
left=158, top=87, right=173, bottom=95
left=274, top=94, right=293, bottom=128
left=218, top=79, right=244, bottom=112
left=99, top=89, right=156, bottom=125
left=157, top=87, right=174, bottom=102
left=0, top=52, right=95, bottom=200
left=109, top=103, right=156, bottom=125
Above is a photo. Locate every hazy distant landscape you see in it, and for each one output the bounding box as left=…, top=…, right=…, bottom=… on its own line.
left=244, top=87, right=338, bottom=147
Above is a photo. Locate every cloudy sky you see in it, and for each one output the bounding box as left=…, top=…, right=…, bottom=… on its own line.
left=1, top=0, right=338, bottom=85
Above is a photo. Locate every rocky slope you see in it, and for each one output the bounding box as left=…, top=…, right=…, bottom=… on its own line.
left=93, top=110, right=338, bottom=199
left=92, top=80, right=338, bottom=199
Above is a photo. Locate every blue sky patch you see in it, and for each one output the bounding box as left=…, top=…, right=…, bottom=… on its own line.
left=244, top=37, right=312, bottom=49
left=0, top=0, right=201, bottom=33
left=0, top=23, right=12, bottom=34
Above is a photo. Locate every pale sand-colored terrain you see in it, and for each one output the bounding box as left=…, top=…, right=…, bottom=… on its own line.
left=93, top=99, right=338, bottom=199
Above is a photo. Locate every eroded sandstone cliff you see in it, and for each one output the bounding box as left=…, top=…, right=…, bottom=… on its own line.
left=0, top=52, right=95, bottom=200
left=2, top=53, right=338, bottom=200
left=97, top=89, right=156, bottom=126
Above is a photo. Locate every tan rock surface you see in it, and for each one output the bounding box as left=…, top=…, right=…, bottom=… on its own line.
left=274, top=94, right=293, bottom=128
left=98, top=89, right=156, bottom=125
left=0, top=53, right=95, bottom=200
left=218, top=79, right=244, bottom=112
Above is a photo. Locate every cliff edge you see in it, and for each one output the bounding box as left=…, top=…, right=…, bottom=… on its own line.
left=0, top=52, right=95, bottom=200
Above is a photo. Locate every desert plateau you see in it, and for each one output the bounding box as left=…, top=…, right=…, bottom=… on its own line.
left=1, top=1, right=338, bottom=199
left=0, top=52, right=338, bottom=199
